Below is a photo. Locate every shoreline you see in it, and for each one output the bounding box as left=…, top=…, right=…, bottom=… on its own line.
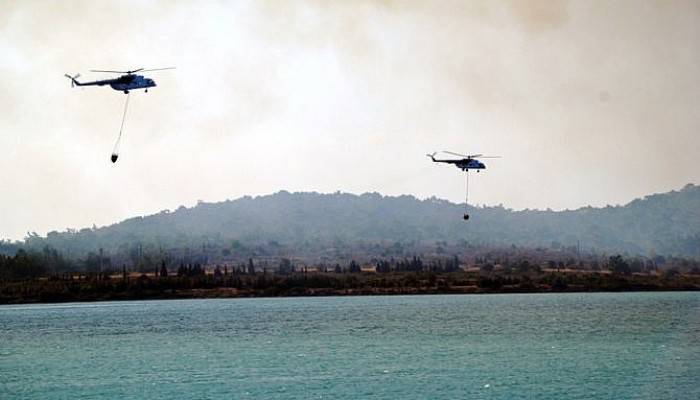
left=2, top=272, right=698, bottom=305
left=2, top=289, right=699, bottom=306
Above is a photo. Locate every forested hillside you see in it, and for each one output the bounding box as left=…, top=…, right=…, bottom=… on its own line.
left=5, top=184, right=697, bottom=263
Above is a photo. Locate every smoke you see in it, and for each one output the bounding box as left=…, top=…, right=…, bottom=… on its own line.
left=0, top=0, right=698, bottom=240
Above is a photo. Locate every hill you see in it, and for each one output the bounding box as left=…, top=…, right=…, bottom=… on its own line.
left=13, top=184, right=700, bottom=260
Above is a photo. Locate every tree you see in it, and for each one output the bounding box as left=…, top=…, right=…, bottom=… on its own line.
left=247, top=258, right=255, bottom=275
left=609, top=255, right=631, bottom=275
left=349, top=260, right=361, bottom=273
left=517, top=260, right=531, bottom=274
left=279, top=258, right=292, bottom=274
left=480, top=263, right=494, bottom=274
left=376, top=260, right=391, bottom=273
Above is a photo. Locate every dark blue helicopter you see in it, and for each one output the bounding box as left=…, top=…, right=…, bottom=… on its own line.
left=427, top=151, right=500, bottom=220
left=64, top=67, right=174, bottom=94
left=426, top=151, right=499, bottom=171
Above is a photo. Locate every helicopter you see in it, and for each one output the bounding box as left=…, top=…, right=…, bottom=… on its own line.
left=427, top=151, right=500, bottom=220
left=64, top=67, right=175, bottom=164
left=64, top=67, right=174, bottom=94
left=426, top=151, right=500, bottom=171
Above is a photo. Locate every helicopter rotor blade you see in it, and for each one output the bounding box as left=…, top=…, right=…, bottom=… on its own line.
left=139, top=67, right=176, bottom=72
left=90, top=68, right=145, bottom=74
left=89, top=67, right=173, bottom=74
left=442, top=151, right=469, bottom=158
left=442, top=151, right=500, bottom=159
left=90, top=70, right=129, bottom=74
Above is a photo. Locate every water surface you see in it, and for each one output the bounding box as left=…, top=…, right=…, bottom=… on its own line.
left=1, top=293, right=698, bottom=399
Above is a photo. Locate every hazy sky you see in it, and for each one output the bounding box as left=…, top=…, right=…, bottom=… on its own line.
left=1, top=0, right=698, bottom=240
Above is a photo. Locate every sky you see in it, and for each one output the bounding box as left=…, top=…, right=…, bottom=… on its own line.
left=1, top=0, right=699, bottom=241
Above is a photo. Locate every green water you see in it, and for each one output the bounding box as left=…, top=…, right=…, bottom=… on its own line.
left=1, top=293, right=698, bottom=399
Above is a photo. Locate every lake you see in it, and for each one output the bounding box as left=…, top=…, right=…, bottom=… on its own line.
left=1, top=293, right=698, bottom=399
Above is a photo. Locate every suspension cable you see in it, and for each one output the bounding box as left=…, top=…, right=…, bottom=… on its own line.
left=465, top=171, right=469, bottom=211
left=111, top=93, right=130, bottom=163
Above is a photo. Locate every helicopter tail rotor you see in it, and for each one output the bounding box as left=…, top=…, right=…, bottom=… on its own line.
left=64, top=73, right=80, bottom=87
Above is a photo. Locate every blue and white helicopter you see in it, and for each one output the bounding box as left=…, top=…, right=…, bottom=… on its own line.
left=64, top=67, right=174, bottom=94
left=427, top=151, right=500, bottom=220
left=64, top=67, right=174, bottom=163
left=426, top=151, right=499, bottom=172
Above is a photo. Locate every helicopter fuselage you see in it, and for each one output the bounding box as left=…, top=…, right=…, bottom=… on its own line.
left=453, top=158, right=486, bottom=171
left=429, top=156, right=486, bottom=171
left=109, top=74, right=156, bottom=92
